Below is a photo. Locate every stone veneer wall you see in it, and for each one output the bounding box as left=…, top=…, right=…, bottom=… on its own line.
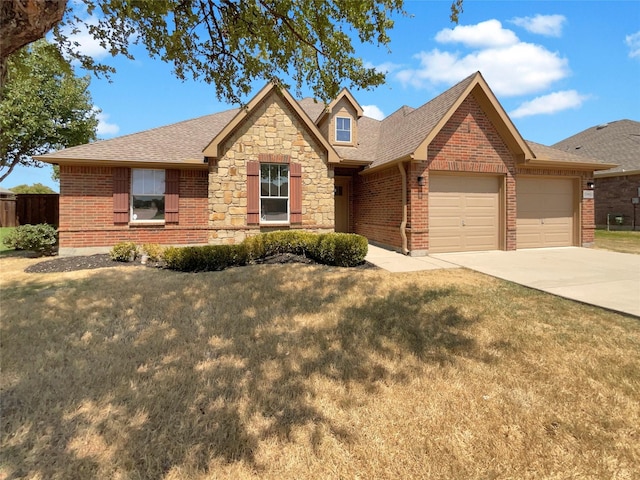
left=208, top=91, right=335, bottom=244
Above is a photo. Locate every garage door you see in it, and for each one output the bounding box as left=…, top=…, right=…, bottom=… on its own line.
left=517, top=177, right=575, bottom=248
left=429, top=175, right=500, bottom=253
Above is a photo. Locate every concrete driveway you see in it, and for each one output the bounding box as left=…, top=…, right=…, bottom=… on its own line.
left=431, top=248, right=640, bottom=317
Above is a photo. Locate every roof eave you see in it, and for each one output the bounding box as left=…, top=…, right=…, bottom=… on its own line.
left=33, top=156, right=209, bottom=169
left=594, top=168, right=640, bottom=178
left=521, top=159, right=618, bottom=171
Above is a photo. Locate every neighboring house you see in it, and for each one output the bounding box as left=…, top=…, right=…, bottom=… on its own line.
left=37, top=72, right=614, bottom=255
left=553, top=120, right=640, bottom=230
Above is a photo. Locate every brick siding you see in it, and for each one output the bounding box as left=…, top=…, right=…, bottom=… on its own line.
left=594, top=174, right=640, bottom=229
left=58, top=165, right=208, bottom=248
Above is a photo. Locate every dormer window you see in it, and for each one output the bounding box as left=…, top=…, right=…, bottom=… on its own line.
left=335, top=116, right=352, bottom=143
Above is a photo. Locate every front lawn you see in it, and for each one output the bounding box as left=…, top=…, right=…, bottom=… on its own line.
left=594, top=229, right=640, bottom=254
left=1, top=257, right=639, bottom=479
left=0, top=227, right=14, bottom=252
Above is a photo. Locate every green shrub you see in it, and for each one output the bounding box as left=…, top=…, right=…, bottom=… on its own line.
left=2, top=223, right=57, bottom=255
left=163, top=244, right=248, bottom=272
left=162, top=232, right=368, bottom=272
left=142, top=243, right=165, bottom=262
left=308, top=233, right=368, bottom=267
left=109, top=242, right=138, bottom=262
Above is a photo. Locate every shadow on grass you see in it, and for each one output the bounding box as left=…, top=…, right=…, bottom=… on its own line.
left=1, top=265, right=482, bottom=478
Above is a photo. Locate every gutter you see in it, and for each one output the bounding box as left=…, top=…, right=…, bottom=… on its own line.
left=398, top=161, right=409, bottom=255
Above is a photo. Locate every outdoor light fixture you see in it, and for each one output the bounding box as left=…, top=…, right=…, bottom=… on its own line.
left=587, top=181, right=594, bottom=189
left=417, top=176, right=425, bottom=187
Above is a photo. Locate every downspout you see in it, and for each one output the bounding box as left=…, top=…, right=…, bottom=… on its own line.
left=398, top=161, right=409, bottom=255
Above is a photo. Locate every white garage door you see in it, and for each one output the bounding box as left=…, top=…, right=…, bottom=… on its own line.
left=429, top=175, right=501, bottom=253
left=517, top=177, right=575, bottom=249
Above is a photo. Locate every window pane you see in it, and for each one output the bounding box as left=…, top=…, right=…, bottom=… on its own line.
left=261, top=165, right=270, bottom=196
left=132, top=195, right=165, bottom=221
left=336, top=117, right=351, bottom=142
left=261, top=198, right=288, bottom=222
left=269, top=164, right=279, bottom=196
left=278, top=165, right=289, bottom=196
left=133, top=169, right=164, bottom=194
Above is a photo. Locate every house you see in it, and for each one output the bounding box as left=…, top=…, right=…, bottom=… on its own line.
left=37, top=72, right=615, bottom=256
left=553, top=120, right=640, bottom=230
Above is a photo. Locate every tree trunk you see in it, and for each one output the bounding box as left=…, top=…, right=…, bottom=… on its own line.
left=0, top=0, right=67, bottom=88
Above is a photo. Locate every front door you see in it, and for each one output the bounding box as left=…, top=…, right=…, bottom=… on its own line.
left=334, top=177, right=350, bottom=232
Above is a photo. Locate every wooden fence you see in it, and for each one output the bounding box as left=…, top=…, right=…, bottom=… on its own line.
left=0, top=197, right=16, bottom=227
left=0, top=194, right=59, bottom=227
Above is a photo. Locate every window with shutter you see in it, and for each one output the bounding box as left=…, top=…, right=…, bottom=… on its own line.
left=247, top=160, right=302, bottom=225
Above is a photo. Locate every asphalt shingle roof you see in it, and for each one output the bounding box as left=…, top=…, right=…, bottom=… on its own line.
left=552, top=120, right=640, bottom=175
left=38, top=73, right=611, bottom=171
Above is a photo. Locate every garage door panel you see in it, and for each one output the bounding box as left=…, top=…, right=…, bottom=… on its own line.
left=429, top=175, right=500, bottom=253
left=517, top=177, right=574, bottom=249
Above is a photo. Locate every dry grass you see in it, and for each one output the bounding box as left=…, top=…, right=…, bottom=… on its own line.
left=595, top=229, right=640, bottom=254
left=1, top=255, right=639, bottom=479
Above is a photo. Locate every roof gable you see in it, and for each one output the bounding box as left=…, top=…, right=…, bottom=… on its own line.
left=369, top=72, right=533, bottom=169
left=202, top=83, right=340, bottom=163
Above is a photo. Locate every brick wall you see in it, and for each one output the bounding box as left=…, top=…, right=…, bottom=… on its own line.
left=594, top=174, right=640, bottom=229
left=209, top=90, right=334, bottom=244
left=58, top=165, right=209, bottom=248
left=353, top=165, right=403, bottom=250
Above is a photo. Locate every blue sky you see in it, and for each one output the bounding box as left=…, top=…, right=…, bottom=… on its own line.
left=3, top=0, right=639, bottom=192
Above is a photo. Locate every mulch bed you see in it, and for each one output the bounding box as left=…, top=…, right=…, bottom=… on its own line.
left=24, top=253, right=377, bottom=274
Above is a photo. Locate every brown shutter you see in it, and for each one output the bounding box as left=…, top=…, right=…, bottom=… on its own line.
left=165, top=169, right=180, bottom=223
left=247, top=161, right=260, bottom=224
left=113, top=167, right=130, bottom=224
left=290, top=162, right=302, bottom=224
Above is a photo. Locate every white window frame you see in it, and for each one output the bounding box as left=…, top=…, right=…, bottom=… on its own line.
left=130, top=169, right=166, bottom=223
left=335, top=116, right=352, bottom=143
left=260, top=164, right=290, bottom=224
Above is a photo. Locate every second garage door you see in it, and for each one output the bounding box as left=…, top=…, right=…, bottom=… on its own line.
left=517, top=177, right=575, bottom=248
left=429, top=175, right=501, bottom=253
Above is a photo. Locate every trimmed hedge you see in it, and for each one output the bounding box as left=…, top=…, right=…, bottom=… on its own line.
left=163, top=244, right=249, bottom=272
left=161, top=231, right=368, bottom=272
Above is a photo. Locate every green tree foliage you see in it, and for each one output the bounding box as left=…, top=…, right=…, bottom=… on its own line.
left=9, top=183, right=57, bottom=194
left=2, top=1, right=463, bottom=105
left=54, top=0, right=410, bottom=104
left=0, top=39, right=98, bottom=182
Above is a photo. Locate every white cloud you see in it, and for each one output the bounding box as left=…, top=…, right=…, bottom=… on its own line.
left=362, top=105, right=385, bottom=120
left=435, top=19, right=519, bottom=48
left=625, top=31, right=640, bottom=58
left=364, top=60, right=402, bottom=74
left=94, top=109, right=120, bottom=136
left=396, top=42, right=569, bottom=97
left=511, top=14, right=566, bottom=37
left=509, top=90, right=589, bottom=118
left=63, top=16, right=111, bottom=59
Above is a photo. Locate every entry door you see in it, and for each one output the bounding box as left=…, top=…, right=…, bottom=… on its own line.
left=429, top=174, right=501, bottom=253
left=334, top=177, right=350, bottom=233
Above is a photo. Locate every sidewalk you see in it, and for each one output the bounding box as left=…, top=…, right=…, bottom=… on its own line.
left=364, top=244, right=459, bottom=272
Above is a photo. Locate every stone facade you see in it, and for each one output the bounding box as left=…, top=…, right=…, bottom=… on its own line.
left=208, top=91, right=335, bottom=245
